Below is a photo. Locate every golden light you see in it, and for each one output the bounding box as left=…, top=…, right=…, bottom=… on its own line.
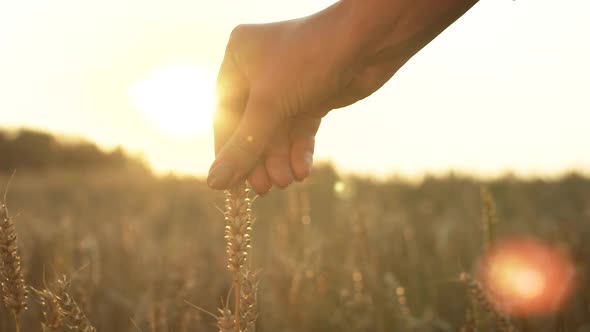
left=129, top=63, right=216, bottom=138
left=477, top=237, right=575, bottom=316
left=333, top=180, right=354, bottom=200
left=488, top=255, right=546, bottom=300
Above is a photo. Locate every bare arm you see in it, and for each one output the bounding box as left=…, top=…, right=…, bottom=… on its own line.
left=346, top=0, right=478, bottom=62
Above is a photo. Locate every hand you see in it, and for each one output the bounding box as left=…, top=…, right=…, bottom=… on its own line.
left=207, top=2, right=405, bottom=195
left=207, top=0, right=477, bottom=195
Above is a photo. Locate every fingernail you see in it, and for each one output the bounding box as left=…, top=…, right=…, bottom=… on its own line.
left=272, top=169, right=293, bottom=189
left=276, top=168, right=294, bottom=188
left=285, top=168, right=294, bottom=184
left=207, top=162, right=235, bottom=189
left=294, top=154, right=313, bottom=182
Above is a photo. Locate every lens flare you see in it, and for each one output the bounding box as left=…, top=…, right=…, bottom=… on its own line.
left=489, top=255, right=546, bottom=300
left=477, top=237, right=574, bottom=316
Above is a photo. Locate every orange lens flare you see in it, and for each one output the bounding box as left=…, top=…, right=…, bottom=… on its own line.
left=489, top=255, right=546, bottom=300
left=477, top=237, right=574, bottom=317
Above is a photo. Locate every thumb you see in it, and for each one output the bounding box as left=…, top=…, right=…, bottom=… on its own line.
left=207, top=96, right=282, bottom=189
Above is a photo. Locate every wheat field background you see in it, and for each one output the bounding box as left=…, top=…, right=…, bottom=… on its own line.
left=1, top=162, right=590, bottom=331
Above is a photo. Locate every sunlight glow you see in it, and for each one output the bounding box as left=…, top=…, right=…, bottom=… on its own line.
left=129, top=63, right=216, bottom=138
left=488, top=255, right=546, bottom=301
left=478, top=237, right=574, bottom=316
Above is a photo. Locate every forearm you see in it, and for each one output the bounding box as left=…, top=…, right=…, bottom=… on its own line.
left=341, top=0, right=479, bottom=62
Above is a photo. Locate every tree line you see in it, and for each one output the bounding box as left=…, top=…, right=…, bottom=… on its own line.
left=0, top=129, right=146, bottom=173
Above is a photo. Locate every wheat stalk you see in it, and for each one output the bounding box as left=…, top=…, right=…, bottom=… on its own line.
left=186, top=182, right=257, bottom=332
left=460, top=272, right=515, bottom=332
left=480, top=187, right=498, bottom=250
left=0, top=202, right=28, bottom=332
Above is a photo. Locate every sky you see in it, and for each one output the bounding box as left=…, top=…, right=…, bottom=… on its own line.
left=1, top=0, right=589, bottom=179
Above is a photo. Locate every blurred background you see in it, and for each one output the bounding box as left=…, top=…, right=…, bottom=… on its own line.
left=1, top=0, right=589, bottom=177
left=1, top=0, right=589, bottom=332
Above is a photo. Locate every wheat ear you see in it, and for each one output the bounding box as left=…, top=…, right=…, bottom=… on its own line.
left=0, top=202, right=28, bottom=332
left=53, top=276, right=96, bottom=332
left=223, top=183, right=253, bottom=332
left=240, top=268, right=259, bottom=332
left=31, top=287, right=65, bottom=331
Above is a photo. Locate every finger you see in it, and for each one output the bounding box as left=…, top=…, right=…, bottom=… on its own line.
left=247, top=162, right=272, bottom=195
left=208, top=47, right=249, bottom=190
left=264, top=123, right=294, bottom=189
left=290, top=116, right=321, bottom=181
left=213, top=51, right=249, bottom=155
left=208, top=91, right=283, bottom=189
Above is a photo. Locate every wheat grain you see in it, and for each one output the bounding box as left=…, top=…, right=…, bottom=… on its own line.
left=217, top=306, right=235, bottom=332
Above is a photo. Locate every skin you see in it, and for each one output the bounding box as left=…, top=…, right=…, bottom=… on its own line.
left=208, top=0, right=479, bottom=195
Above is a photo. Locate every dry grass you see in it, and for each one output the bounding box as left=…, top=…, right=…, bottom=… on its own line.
left=0, top=168, right=589, bottom=331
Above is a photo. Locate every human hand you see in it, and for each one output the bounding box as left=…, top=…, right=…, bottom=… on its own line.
left=207, top=0, right=477, bottom=195
left=207, top=2, right=405, bottom=195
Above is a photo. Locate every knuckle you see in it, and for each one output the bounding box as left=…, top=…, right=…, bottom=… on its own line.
left=228, top=24, right=253, bottom=47
left=271, top=176, right=291, bottom=189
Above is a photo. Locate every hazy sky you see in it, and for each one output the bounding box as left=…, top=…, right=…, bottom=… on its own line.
left=1, top=0, right=589, bottom=178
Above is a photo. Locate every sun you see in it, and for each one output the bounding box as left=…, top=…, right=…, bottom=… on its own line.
left=129, top=63, right=216, bottom=138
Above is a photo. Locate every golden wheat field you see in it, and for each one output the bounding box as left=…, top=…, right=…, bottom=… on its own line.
left=1, top=1, right=588, bottom=330
left=1, top=164, right=590, bottom=332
